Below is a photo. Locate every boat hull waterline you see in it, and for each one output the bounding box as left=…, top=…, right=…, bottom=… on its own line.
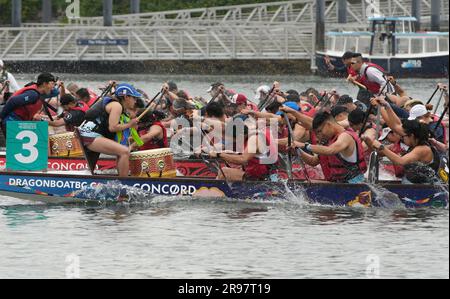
left=0, top=171, right=448, bottom=208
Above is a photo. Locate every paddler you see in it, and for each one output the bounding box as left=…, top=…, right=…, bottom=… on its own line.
left=292, top=111, right=368, bottom=184
left=41, top=94, right=89, bottom=132
left=78, top=83, right=140, bottom=176
left=208, top=115, right=278, bottom=181
left=0, top=73, right=57, bottom=137
left=129, top=110, right=168, bottom=152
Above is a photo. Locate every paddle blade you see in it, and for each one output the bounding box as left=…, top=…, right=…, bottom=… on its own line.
left=368, top=151, right=379, bottom=184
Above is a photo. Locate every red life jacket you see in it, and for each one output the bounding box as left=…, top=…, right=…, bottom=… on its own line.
left=247, top=101, right=259, bottom=112
left=347, top=65, right=358, bottom=77
left=357, top=63, right=386, bottom=94
left=139, top=121, right=169, bottom=151
left=278, top=125, right=289, bottom=153
left=245, top=127, right=277, bottom=180
left=11, top=84, right=43, bottom=121
left=311, top=132, right=332, bottom=181
left=71, top=101, right=90, bottom=113
left=86, top=89, right=98, bottom=107
left=312, top=130, right=367, bottom=182
left=64, top=101, right=90, bottom=132
left=389, top=142, right=409, bottom=178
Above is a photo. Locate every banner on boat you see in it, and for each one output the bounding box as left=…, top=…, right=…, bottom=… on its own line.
left=6, top=121, right=48, bottom=171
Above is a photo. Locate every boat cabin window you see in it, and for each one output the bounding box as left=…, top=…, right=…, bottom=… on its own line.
left=411, top=39, right=422, bottom=54
left=439, top=37, right=449, bottom=52
left=425, top=38, right=438, bottom=53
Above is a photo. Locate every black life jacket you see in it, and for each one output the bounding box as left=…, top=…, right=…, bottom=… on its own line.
left=84, top=97, right=116, bottom=140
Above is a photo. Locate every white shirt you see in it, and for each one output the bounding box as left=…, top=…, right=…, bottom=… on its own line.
left=6, top=72, right=20, bottom=93
left=359, top=63, right=393, bottom=93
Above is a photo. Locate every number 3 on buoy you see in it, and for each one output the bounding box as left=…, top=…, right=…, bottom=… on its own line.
left=6, top=121, right=48, bottom=171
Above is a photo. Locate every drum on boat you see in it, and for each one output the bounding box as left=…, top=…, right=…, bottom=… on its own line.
left=130, top=148, right=177, bottom=178
left=48, top=132, right=83, bottom=157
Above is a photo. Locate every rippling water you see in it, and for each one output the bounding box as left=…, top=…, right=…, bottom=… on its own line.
left=1, top=75, right=448, bottom=278
left=0, top=197, right=448, bottom=279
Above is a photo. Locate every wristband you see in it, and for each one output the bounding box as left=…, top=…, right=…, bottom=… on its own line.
left=304, top=143, right=312, bottom=152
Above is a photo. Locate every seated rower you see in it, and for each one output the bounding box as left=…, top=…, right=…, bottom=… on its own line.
left=364, top=119, right=445, bottom=184
left=293, top=111, right=368, bottom=184
left=78, top=83, right=140, bottom=177
left=0, top=73, right=57, bottom=137
left=42, top=94, right=89, bottom=132
left=208, top=115, right=278, bottom=181
left=129, top=110, right=168, bottom=152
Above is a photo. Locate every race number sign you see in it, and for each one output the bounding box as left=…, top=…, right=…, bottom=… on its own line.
left=6, top=121, right=48, bottom=171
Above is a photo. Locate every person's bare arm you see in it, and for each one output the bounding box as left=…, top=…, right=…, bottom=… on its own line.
left=381, top=145, right=430, bottom=165
left=47, top=118, right=66, bottom=127
left=107, top=102, right=137, bottom=133
left=279, top=106, right=314, bottom=130
left=372, top=96, right=405, bottom=136
left=295, top=132, right=353, bottom=156
left=213, top=135, right=258, bottom=165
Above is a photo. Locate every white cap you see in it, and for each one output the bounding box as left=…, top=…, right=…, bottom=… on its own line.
left=378, top=127, right=392, bottom=141
left=0, top=60, right=4, bottom=68
left=254, top=85, right=270, bottom=101
left=408, top=105, right=429, bottom=120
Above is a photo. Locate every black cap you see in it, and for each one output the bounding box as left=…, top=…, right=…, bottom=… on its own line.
left=207, top=82, right=224, bottom=92
left=337, top=94, right=354, bottom=105
left=331, top=106, right=349, bottom=118
left=167, top=81, right=178, bottom=92
left=37, top=73, right=56, bottom=85
left=286, top=93, right=300, bottom=103
left=352, top=52, right=363, bottom=58
left=60, top=94, right=76, bottom=106
left=342, top=51, right=354, bottom=60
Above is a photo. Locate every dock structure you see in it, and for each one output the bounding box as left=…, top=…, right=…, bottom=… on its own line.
left=1, top=0, right=449, bottom=70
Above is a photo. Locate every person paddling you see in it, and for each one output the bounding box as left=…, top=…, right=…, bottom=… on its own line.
left=41, top=94, right=89, bottom=132
left=0, top=73, right=57, bottom=137
left=78, top=83, right=140, bottom=177
left=293, top=111, right=368, bottom=184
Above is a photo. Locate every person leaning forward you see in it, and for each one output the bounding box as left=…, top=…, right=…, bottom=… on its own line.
left=78, top=83, right=140, bottom=177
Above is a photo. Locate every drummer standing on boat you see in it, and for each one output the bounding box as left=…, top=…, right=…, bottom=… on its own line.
left=0, top=73, right=57, bottom=137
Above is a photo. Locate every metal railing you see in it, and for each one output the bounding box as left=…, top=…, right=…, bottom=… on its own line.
left=65, top=0, right=449, bottom=27
left=0, top=25, right=313, bottom=61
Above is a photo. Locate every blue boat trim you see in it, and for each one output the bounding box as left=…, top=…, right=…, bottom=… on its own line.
left=368, top=16, right=417, bottom=22
left=326, top=32, right=374, bottom=37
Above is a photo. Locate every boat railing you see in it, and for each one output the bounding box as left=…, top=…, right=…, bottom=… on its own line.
left=325, top=31, right=449, bottom=56
left=394, top=32, right=449, bottom=55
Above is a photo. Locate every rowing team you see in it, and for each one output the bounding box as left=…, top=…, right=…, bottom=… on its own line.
left=0, top=72, right=448, bottom=184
